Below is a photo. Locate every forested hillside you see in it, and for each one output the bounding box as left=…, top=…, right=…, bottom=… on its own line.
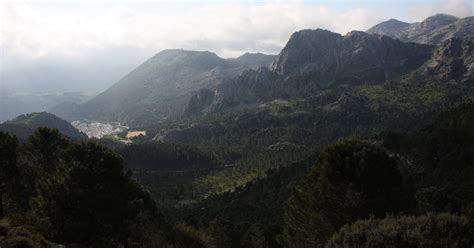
left=169, top=102, right=474, bottom=247
left=1, top=12, right=473, bottom=248
left=0, top=112, right=86, bottom=141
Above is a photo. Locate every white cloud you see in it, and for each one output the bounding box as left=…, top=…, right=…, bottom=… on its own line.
left=1, top=0, right=387, bottom=60
left=406, top=0, right=473, bottom=21
left=0, top=0, right=471, bottom=94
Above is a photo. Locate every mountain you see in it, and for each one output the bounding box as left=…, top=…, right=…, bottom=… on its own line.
left=365, top=19, right=411, bottom=39
left=186, top=29, right=433, bottom=114
left=403, top=14, right=459, bottom=42
left=414, top=17, right=474, bottom=45
left=409, top=36, right=474, bottom=82
left=0, top=92, right=93, bottom=123
left=180, top=101, right=474, bottom=246
left=367, top=14, right=473, bottom=45
left=60, top=50, right=275, bottom=125
left=151, top=37, right=473, bottom=205
left=0, top=112, right=86, bottom=140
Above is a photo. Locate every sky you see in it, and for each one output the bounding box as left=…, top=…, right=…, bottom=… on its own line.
left=0, top=0, right=473, bottom=94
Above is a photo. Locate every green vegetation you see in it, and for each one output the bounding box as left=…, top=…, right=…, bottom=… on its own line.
left=281, top=140, right=404, bottom=247
left=0, top=128, right=169, bottom=247
left=156, top=102, right=474, bottom=247
left=326, top=213, right=473, bottom=248
left=132, top=77, right=472, bottom=208
left=1, top=93, right=473, bottom=248
left=0, top=112, right=85, bottom=140
left=1, top=17, right=472, bottom=248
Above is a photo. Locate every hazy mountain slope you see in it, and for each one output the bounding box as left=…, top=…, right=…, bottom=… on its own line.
left=0, top=112, right=86, bottom=140
left=187, top=29, right=433, bottom=114
left=367, top=14, right=473, bottom=45
left=72, top=50, right=275, bottom=125
left=0, top=92, right=92, bottom=123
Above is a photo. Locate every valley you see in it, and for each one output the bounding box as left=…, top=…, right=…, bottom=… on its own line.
left=1, top=9, right=473, bottom=248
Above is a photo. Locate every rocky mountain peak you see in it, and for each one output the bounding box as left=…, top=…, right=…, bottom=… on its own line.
left=148, top=49, right=223, bottom=70
left=233, top=52, right=277, bottom=67
left=421, top=13, right=459, bottom=27
left=344, top=30, right=379, bottom=42
left=70, top=47, right=275, bottom=125
left=367, top=13, right=470, bottom=45
left=366, top=19, right=410, bottom=38
left=270, top=29, right=342, bottom=74
left=270, top=28, right=431, bottom=79
left=416, top=16, right=474, bottom=45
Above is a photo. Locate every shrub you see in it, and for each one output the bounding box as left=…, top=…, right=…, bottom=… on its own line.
left=326, top=213, right=473, bottom=248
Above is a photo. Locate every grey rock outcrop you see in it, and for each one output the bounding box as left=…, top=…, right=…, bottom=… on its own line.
left=187, top=29, right=433, bottom=114
left=368, top=14, right=473, bottom=45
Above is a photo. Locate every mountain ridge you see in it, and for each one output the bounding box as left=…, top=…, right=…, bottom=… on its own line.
left=367, top=14, right=472, bottom=45
left=55, top=49, right=276, bottom=125
left=186, top=29, right=435, bottom=115
left=53, top=13, right=474, bottom=126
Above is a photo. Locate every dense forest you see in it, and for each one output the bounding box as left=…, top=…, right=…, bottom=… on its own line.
left=1, top=101, right=473, bottom=247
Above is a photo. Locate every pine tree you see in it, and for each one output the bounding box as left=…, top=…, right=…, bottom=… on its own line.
left=281, top=140, right=403, bottom=247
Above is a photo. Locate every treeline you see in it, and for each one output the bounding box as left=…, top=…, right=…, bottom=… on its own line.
left=0, top=128, right=225, bottom=248
left=119, top=142, right=220, bottom=171
left=140, top=80, right=471, bottom=188
left=128, top=80, right=473, bottom=209
left=123, top=142, right=317, bottom=208
left=169, top=102, right=474, bottom=247
left=119, top=77, right=473, bottom=209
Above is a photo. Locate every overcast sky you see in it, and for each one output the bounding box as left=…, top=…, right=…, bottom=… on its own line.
left=1, top=0, right=473, bottom=94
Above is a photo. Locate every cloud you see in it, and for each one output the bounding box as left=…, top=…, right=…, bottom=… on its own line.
left=406, top=0, right=473, bottom=21
left=1, top=0, right=471, bottom=94
left=1, top=1, right=387, bottom=60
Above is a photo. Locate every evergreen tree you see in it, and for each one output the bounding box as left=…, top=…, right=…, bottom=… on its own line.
left=281, top=140, right=403, bottom=247
left=0, top=132, right=19, bottom=217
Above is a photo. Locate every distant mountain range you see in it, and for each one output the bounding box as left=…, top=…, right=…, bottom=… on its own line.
left=367, top=14, right=473, bottom=45
left=187, top=29, right=434, bottom=114
left=50, top=13, right=473, bottom=127
left=0, top=92, right=93, bottom=123
left=52, top=50, right=275, bottom=125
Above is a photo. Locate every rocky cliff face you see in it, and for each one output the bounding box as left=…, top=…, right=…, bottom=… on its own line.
left=412, top=37, right=474, bottom=82
left=187, top=29, right=434, bottom=115
left=270, top=29, right=343, bottom=75
left=404, top=14, right=459, bottom=42
left=414, top=17, right=474, bottom=45
left=271, top=30, right=432, bottom=84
